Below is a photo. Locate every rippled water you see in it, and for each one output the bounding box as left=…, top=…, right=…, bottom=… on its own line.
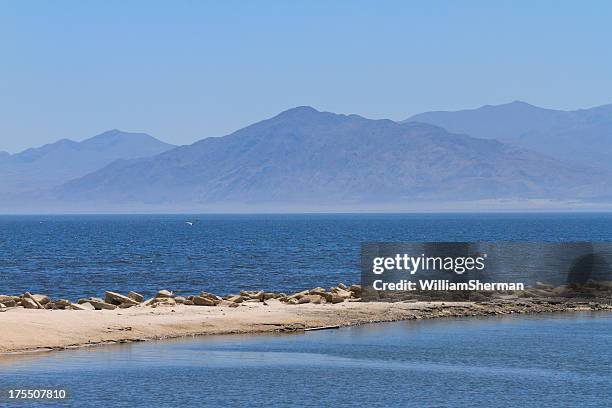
left=1, top=313, right=610, bottom=407
left=2, top=213, right=612, bottom=299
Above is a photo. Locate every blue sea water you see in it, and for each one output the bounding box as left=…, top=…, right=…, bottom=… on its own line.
left=1, top=214, right=612, bottom=407
left=2, top=213, right=612, bottom=299
left=1, top=313, right=610, bottom=407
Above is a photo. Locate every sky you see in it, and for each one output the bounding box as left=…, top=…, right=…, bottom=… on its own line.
left=1, top=0, right=612, bottom=153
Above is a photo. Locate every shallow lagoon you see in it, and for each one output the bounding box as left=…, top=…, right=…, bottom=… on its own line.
left=1, top=313, right=610, bottom=407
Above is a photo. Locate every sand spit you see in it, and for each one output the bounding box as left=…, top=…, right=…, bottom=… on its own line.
left=1, top=283, right=610, bottom=354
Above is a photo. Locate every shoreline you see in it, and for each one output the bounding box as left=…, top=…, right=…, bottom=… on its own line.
left=2, top=298, right=610, bottom=356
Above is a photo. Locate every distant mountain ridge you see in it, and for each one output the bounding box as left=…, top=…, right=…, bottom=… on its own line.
left=2, top=105, right=611, bottom=212
left=52, top=106, right=612, bottom=211
left=0, top=129, right=174, bottom=194
left=406, top=101, right=612, bottom=169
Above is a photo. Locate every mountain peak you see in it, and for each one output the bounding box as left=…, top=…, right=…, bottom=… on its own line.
left=499, top=100, right=540, bottom=109
left=509, top=100, right=531, bottom=106
left=98, top=128, right=122, bottom=136
left=270, top=106, right=373, bottom=125
left=275, top=106, right=320, bottom=119
left=87, top=129, right=142, bottom=141
left=506, top=100, right=533, bottom=108
left=474, top=101, right=537, bottom=112
left=80, top=129, right=173, bottom=149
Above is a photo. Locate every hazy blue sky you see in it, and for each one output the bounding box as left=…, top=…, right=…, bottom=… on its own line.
left=1, top=0, right=611, bottom=152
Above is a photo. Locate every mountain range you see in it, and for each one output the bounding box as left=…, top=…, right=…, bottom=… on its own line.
left=407, top=101, right=612, bottom=170
left=0, top=130, right=174, bottom=194
left=1, top=102, right=611, bottom=212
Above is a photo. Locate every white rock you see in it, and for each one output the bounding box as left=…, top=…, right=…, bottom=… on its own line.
left=105, top=291, right=139, bottom=306
left=127, top=291, right=145, bottom=302
left=88, top=300, right=117, bottom=310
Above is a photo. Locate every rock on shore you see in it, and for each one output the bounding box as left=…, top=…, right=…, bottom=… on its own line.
left=1, top=281, right=611, bottom=313
left=0, top=283, right=357, bottom=312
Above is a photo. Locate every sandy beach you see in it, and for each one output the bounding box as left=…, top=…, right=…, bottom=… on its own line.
left=2, top=299, right=610, bottom=355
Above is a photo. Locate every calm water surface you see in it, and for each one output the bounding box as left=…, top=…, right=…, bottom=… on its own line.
left=2, top=213, right=612, bottom=298
left=1, top=313, right=610, bottom=407
left=1, top=214, right=610, bottom=407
